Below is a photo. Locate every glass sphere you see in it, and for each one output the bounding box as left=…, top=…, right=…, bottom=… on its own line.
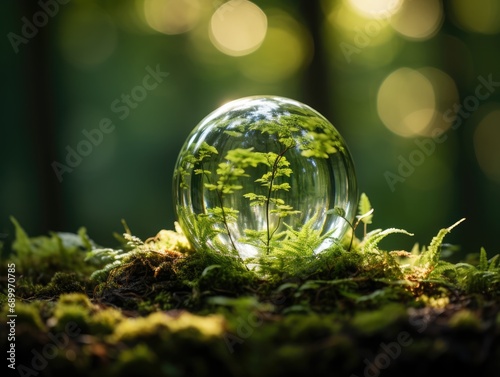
left=173, top=96, right=357, bottom=263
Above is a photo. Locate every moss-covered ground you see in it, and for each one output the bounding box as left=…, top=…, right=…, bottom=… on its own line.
left=1, top=207, right=499, bottom=377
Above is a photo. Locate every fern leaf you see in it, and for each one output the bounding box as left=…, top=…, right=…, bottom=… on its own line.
left=488, top=254, right=499, bottom=272
left=358, top=193, right=373, bottom=224
left=361, top=228, right=414, bottom=254
left=89, top=260, right=122, bottom=281
left=85, top=248, right=123, bottom=263
left=10, top=216, right=32, bottom=256
left=279, top=217, right=334, bottom=258
left=428, top=261, right=458, bottom=279
left=201, top=264, right=222, bottom=277
left=418, top=218, right=465, bottom=267
left=478, top=247, right=488, bottom=271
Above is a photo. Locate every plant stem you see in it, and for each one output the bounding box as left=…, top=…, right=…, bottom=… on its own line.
left=264, top=146, right=290, bottom=255
left=201, top=162, right=246, bottom=266
left=216, top=190, right=238, bottom=253
left=265, top=168, right=276, bottom=255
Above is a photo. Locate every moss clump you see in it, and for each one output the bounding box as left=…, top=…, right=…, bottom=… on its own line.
left=448, top=309, right=482, bottom=330
left=111, top=311, right=225, bottom=343
left=107, top=311, right=236, bottom=377
left=111, top=344, right=158, bottom=376
left=53, top=303, right=91, bottom=334
left=88, top=307, right=125, bottom=335
left=351, top=303, right=407, bottom=336
left=94, top=250, right=192, bottom=312
left=2, top=301, right=45, bottom=332
left=58, top=293, right=93, bottom=309
left=42, top=272, right=88, bottom=296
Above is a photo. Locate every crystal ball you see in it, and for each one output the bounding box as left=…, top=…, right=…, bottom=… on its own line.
left=173, top=96, right=357, bottom=262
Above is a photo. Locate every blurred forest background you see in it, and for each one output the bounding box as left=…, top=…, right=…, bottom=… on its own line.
left=1, top=0, right=499, bottom=259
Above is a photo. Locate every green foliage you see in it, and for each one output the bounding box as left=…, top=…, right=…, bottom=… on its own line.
left=358, top=193, right=373, bottom=225
left=85, top=236, right=140, bottom=282
left=179, top=207, right=221, bottom=248
left=452, top=248, right=500, bottom=295
left=2, top=197, right=500, bottom=377
left=253, top=216, right=337, bottom=277
left=249, top=119, right=297, bottom=149
left=5, top=194, right=499, bottom=314
left=175, top=117, right=347, bottom=260
left=361, top=228, right=414, bottom=254
left=5, top=217, right=99, bottom=285
left=242, top=149, right=301, bottom=254
left=357, top=193, right=373, bottom=237
left=416, top=218, right=466, bottom=268
left=204, top=148, right=262, bottom=193
left=7, top=192, right=494, bottom=316
left=299, top=130, right=341, bottom=158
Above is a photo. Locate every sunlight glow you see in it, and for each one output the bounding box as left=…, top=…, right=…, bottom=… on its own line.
left=237, top=11, right=311, bottom=82
left=417, top=67, right=459, bottom=136
left=210, top=0, right=267, bottom=57
left=377, top=68, right=436, bottom=137
left=450, top=0, right=500, bottom=34
left=347, top=0, right=403, bottom=19
left=143, top=0, right=202, bottom=35
left=390, top=0, right=443, bottom=40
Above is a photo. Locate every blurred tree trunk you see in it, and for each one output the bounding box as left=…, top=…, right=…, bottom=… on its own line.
left=21, top=0, right=63, bottom=232
left=299, top=0, right=333, bottom=119
left=440, top=0, right=483, bottom=255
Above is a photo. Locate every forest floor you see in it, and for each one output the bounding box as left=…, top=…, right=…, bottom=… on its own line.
left=1, top=211, right=499, bottom=377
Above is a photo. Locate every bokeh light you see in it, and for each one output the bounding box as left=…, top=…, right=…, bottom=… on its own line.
left=389, top=0, right=443, bottom=40
left=326, top=0, right=400, bottom=67
left=450, top=0, right=500, bottom=35
left=417, top=67, right=459, bottom=136
left=210, top=0, right=267, bottom=57
left=377, top=67, right=436, bottom=137
left=4, top=0, right=500, bottom=265
left=474, top=110, right=500, bottom=183
left=328, top=1, right=394, bottom=40
left=347, top=0, right=403, bottom=19
left=143, top=0, right=202, bottom=35
left=237, top=11, right=311, bottom=82
left=58, top=5, right=117, bottom=69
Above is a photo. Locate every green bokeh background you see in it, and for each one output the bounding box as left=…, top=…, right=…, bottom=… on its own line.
left=1, top=0, right=499, bottom=259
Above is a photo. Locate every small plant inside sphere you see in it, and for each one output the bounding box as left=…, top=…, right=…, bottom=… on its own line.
left=173, top=95, right=358, bottom=267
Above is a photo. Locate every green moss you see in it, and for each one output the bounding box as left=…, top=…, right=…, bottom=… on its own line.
left=58, top=293, right=93, bottom=309
left=52, top=293, right=94, bottom=333
left=111, top=311, right=225, bottom=343
left=282, top=313, right=341, bottom=343
left=448, top=309, right=482, bottom=330
left=351, top=303, right=407, bottom=336
left=273, top=345, right=310, bottom=373
left=196, top=262, right=259, bottom=295
left=53, top=304, right=90, bottom=333
left=43, top=272, right=88, bottom=295
left=3, top=301, right=45, bottom=331
left=88, top=307, right=125, bottom=335
left=112, top=344, right=159, bottom=376
left=2, top=198, right=500, bottom=376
